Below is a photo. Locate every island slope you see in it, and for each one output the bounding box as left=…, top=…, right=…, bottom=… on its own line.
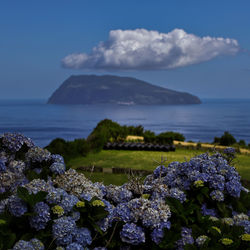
left=47, top=75, right=201, bottom=105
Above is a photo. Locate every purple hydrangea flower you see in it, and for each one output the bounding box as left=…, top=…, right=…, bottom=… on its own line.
left=120, top=223, right=145, bottom=245
left=8, top=195, right=28, bottom=217
left=73, top=227, right=92, bottom=246
left=29, top=202, right=51, bottom=230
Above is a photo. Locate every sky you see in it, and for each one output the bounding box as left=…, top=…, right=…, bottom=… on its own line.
left=0, top=0, right=250, bottom=99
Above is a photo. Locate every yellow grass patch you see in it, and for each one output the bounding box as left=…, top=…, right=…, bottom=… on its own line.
left=173, top=140, right=250, bottom=154
left=126, top=135, right=144, bottom=141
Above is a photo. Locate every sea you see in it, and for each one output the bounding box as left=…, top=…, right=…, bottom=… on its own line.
left=0, top=98, right=250, bottom=148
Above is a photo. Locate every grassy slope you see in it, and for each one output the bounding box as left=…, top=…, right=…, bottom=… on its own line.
left=68, top=148, right=250, bottom=181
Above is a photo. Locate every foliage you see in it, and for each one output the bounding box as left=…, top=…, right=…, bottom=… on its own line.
left=214, top=131, right=237, bottom=146
left=88, top=119, right=185, bottom=152
left=1, top=132, right=250, bottom=249
left=45, top=137, right=90, bottom=162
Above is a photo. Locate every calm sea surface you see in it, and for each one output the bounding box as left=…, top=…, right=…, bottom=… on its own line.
left=0, top=99, right=250, bottom=147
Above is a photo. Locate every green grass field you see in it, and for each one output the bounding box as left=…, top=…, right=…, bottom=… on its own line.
left=68, top=148, right=250, bottom=184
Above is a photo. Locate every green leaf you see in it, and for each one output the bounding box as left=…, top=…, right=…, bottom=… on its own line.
left=196, top=193, right=204, bottom=204
left=17, top=187, right=30, bottom=203
left=17, top=187, right=47, bottom=207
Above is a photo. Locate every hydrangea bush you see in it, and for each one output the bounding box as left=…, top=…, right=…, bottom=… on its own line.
left=0, top=133, right=250, bottom=249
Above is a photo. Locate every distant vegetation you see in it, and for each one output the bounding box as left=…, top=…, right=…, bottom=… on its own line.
left=45, top=119, right=185, bottom=162
left=45, top=120, right=250, bottom=164
left=214, top=131, right=249, bottom=147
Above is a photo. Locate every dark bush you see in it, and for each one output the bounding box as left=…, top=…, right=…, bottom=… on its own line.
left=45, top=138, right=90, bottom=162
left=214, top=131, right=237, bottom=146
left=238, top=139, right=246, bottom=147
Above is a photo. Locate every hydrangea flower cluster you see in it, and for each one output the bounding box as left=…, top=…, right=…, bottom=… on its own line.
left=120, top=223, right=145, bottom=245
left=29, top=201, right=51, bottom=230
left=155, top=153, right=243, bottom=198
left=13, top=238, right=44, bottom=250
left=0, top=133, right=249, bottom=249
left=0, top=132, right=34, bottom=153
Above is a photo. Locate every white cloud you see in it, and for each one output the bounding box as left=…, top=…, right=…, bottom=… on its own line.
left=62, top=28, right=240, bottom=70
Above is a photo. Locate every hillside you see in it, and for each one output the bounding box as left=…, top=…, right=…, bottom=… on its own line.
left=47, top=75, right=201, bottom=105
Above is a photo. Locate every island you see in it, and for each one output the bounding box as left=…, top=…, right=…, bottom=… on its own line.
left=47, top=75, right=201, bottom=105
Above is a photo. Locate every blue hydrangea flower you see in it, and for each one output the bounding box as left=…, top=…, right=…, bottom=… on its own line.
left=113, top=203, right=133, bottom=223
left=29, top=202, right=51, bottom=230
left=210, top=190, right=224, bottom=202
left=50, top=162, right=66, bottom=175
left=176, top=227, right=194, bottom=249
left=226, top=179, right=242, bottom=198
left=223, top=147, right=236, bottom=155
left=71, top=211, right=80, bottom=221
left=12, top=240, right=34, bottom=250
left=0, top=187, right=5, bottom=194
left=52, top=216, right=76, bottom=246
left=66, top=243, right=84, bottom=250
left=60, top=194, right=79, bottom=213
left=151, top=227, right=164, bottom=244
left=51, top=154, right=65, bottom=163
left=30, top=238, right=45, bottom=250
left=195, top=235, right=209, bottom=246
left=120, top=223, right=145, bottom=245
left=25, top=146, right=51, bottom=164
left=73, top=227, right=92, bottom=246
left=46, top=188, right=67, bottom=204
left=153, top=165, right=168, bottom=178
left=168, top=188, right=186, bottom=203
left=201, top=204, right=218, bottom=217
left=8, top=195, right=28, bottom=217
left=150, top=222, right=171, bottom=245
left=209, top=174, right=225, bottom=191
left=236, top=220, right=250, bottom=234
left=80, top=193, right=92, bottom=201
left=1, top=133, right=34, bottom=153
left=0, top=159, right=6, bottom=172
left=0, top=199, right=8, bottom=214
left=105, top=185, right=132, bottom=204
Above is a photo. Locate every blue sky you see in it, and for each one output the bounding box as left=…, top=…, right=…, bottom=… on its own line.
left=0, top=0, right=250, bottom=99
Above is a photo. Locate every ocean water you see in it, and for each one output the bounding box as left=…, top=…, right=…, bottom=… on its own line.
left=0, top=99, right=250, bottom=147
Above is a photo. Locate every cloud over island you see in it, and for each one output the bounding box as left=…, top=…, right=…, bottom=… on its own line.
left=62, top=28, right=240, bottom=70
